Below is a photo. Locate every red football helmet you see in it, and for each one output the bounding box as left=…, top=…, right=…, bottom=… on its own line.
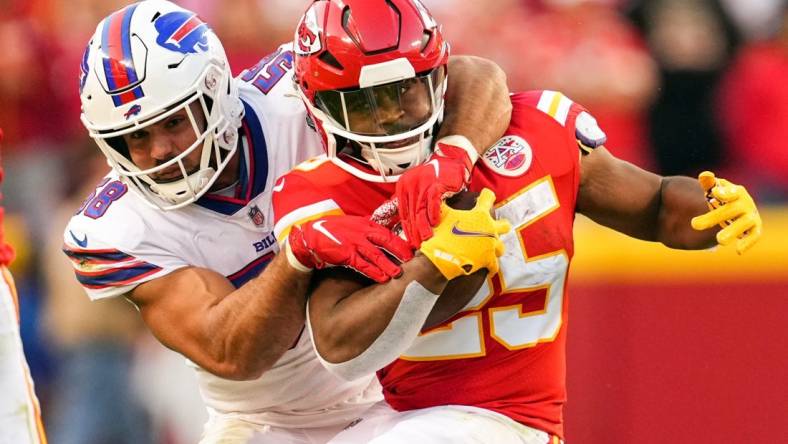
left=294, top=0, right=449, bottom=182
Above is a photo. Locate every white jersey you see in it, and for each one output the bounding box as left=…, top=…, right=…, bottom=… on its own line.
left=63, top=44, right=381, bottom=428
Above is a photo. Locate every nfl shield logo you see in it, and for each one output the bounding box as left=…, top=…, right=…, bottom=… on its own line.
left=248, top=205, right=265, bottom=226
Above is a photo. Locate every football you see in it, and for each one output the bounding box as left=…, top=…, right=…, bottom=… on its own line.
left=422, top=190, right=488, bottom=329
left=445, top=190, right=480, bottom=210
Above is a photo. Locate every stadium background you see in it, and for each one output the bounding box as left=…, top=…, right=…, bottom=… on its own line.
left=1, top=0, right=786, bottom=442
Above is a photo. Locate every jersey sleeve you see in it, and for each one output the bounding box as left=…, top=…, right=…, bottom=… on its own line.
left=272, top=164, right=343, bottom=245
left=517, top=90, right=607, bottom=154
left=61, top=244, right=166, bottom=301
left=63, top=179, right=190, bottom=301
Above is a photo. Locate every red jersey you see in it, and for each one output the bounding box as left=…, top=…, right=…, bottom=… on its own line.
left=0, top=128, right=15, bottom=266
left=273, top=91, right=603, bottom=439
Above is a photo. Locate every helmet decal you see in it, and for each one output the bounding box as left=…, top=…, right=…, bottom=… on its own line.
left=100, top=3, right=145, bottom=107
left=123, top=104, right=142, bottom=120
left=295, top=7, right=321, bottom=56
left=155, top=12, right=210, bottom=55
left=79, top=42, right=91, bottom=94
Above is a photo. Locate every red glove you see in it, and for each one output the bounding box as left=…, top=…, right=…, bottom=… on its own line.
left=395, top=138, right=477, bottom=248
left=286, top=215, right=414, bottom=283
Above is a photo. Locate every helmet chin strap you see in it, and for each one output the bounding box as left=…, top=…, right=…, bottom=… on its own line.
left=357, top=109, right=443, bottom=179
left=149, top=167, right=216, bottom=203
left=360, top=133, right=433, bottom=179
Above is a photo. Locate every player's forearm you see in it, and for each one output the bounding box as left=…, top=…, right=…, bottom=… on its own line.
left=205, top=253, right=309, bottom=380
left=441, top=55, right=511, bottom=153
left=656, top=176, right=719, bottom=249
left=311, top=256, right=447, bottom=364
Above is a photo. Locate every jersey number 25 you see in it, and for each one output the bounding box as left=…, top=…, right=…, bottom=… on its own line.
left=401, top=177, right=569, bottom=360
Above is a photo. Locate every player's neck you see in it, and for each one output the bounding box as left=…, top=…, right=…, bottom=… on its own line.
left=210, top=149, right=241, bottom=191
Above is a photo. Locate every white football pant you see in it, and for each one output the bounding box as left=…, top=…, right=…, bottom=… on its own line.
left=199, top=411, right=363, bottom=444
left=0, top=266, right=47, bottom=444
left=328, top=402, right=562, bottom=444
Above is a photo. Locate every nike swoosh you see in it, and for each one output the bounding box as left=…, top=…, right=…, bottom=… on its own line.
left=428, top=159, right=440, bottom=176
left=451, top=223, right=496, bottom=238
left=273, top=178, right=285, bottom=192
left=313, top=220, right=342, bottom=245
left=69, top=230, right=88, bottom=248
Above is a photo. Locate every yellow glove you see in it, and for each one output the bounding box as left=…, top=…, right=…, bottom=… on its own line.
left=419, top=188, right=511, bottom=279
left=690, top=171, right=762, bottom=254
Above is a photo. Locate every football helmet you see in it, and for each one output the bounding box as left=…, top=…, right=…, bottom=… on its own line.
left=79, top=0, right=244, bottom=210
left=294, top=0, right=449, bottom=182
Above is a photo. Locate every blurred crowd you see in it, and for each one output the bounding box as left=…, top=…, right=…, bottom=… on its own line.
left=1, top=0, right=786, bottom=442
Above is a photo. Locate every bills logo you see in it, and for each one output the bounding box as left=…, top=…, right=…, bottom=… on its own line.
left=124, top=104, right=142, bottom=119
left=79, top=43, right=91, bottom=94
left=155, top=12, right=210, bottom=54
left=248, top=205, right=265, bottom=227
left=482, top=135, right=533, bottom=177
left=294, top=6, right=322, bottom=55
left=253, top=233, right=276, bottom=253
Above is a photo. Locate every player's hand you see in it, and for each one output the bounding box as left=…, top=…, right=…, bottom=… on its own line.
left=419, top=188, right=511, bottom=280
left=395, top=140, right=475, bottom=248
left=287, top=216, right=414, bottom=283
left=690, top=171, right=762, bottom=254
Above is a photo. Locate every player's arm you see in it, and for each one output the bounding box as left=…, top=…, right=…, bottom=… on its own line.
left=127, top=253, right=309, bottom=381
left=309, top=257, right=447, bottom=360
left=440, top=55, right=511, bottom=153
left=308, top=257, right=489, bottom=381
left=396, top=55, right=511, bottom=246
left=124, top=205, right=415, bottom=382
left=308, top=190, right=509, bottom=381
left=576, top=146, right=761, bottom=252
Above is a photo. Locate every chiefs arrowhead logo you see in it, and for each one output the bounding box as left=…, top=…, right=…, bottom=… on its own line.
left=297, top=21, right=317, bottom=53
left=294, top=6, right=322, bottom=55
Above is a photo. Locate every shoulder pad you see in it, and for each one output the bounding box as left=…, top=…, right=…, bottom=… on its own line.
left=574, top=111, right=607, bottom=154
left=534, top=90, right=576, bottom=127
left=524, top=90, right=607, bottom=154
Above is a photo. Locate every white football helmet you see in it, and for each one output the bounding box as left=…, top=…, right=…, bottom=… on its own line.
left=79, top=0, right=244, bottom=210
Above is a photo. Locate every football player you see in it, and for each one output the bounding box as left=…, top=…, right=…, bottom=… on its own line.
left=0, top=128, right=47, bottom=444
left=272, top=0, right=763, bottom=442
left=62, top=0, right=511, bottom=442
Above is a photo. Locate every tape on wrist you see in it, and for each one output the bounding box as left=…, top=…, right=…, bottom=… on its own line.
left=285, top=238, right=313, bottom=273
left=308, top=280, right=440, bottom=381
left=436, top=135, right=479, bottom=165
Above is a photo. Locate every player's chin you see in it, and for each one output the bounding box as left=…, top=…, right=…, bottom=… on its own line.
left=379, top=135, right=420, bottom=149
left=152, top=166, right=200, bottom=183
left=152, top=175, right=183, bottom=184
